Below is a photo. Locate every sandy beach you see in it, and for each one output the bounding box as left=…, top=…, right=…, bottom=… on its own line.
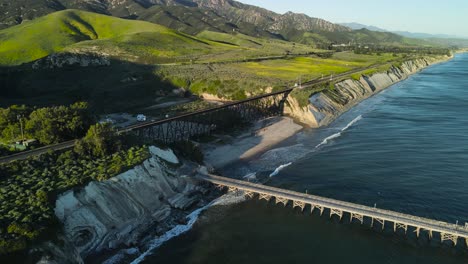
left=202, top=117, right=303, bottom=169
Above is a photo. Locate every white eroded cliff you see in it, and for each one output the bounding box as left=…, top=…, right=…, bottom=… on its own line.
left=285, top=56, right=451, bottom=127
left=54, top=146, right=206, bottom=257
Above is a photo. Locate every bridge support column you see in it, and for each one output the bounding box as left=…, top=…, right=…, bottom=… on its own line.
left=259, top=193, right=272, bottom=202
left=465, top=238, right=468, bottom=248
left=350, top=213, right=364, bottom=224
left=315, top=205, right=324, bottom=216
left=374, top=218, right=385, bottom=230
left=228, top=186, right=238, bottom=193
left=311, top=205, right=324, bottom=216
left=330, top=209, right=343, bottom=220
left=394, top=223, right=408, bottom=234
left=275, top=197, right=288, bottom=206
left=244, top=191, right=256, bottom=199
left=429, top=230, right=433, bottom=239
left=215, top=184, right=225, bottom=191
left=293, top=201, right=306, bottom=211
left=441, top=233, right=458, bottom=246
left=414, top=227, right=421, bottom=238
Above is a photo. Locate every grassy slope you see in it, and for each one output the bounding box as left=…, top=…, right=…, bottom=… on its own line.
left=0, top=9, right=216, bottom=65
left=0, top=10, right=323, bottom=66
left=0, top=10, right=173, bottom=65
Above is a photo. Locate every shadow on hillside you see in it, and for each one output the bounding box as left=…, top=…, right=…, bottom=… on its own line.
left=0, top=57, right=182, bottom=114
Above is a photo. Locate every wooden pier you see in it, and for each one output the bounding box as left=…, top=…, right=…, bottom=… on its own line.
left=199, top=173, right=468, bottom=247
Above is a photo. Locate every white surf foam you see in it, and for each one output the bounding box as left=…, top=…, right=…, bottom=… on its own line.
left=314, top=132, right=342, bottom=149
left=243, top=172, right=257, bottom=181
left=103, top=248, right=140, bottom=264
left=341, top=115, right=362, bottom=132
left=130, top=193, right=246, bottom=264
left=269, top=162, right=293, bottom=177
left=315, top=115, right=362, bottom=149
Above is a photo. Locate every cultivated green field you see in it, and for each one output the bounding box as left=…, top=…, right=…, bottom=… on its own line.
left=158, top=52, right=405, bottom=100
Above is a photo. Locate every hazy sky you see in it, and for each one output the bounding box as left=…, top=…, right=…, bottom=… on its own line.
left=237, top=0, right=468, bottom=37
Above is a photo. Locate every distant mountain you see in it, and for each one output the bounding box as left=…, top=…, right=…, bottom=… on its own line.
left=339, top=22, right=386, bottom=32
left=339, top=22, right=467, bottom=41
left=392, top=31, right=463, bottom=39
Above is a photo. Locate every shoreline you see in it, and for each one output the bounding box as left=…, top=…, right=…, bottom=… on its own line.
left=202, top=54, right=455, bottom=172
left=286, top=54, right=455, bottom=128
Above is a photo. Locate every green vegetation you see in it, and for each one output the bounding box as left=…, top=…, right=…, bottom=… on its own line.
left=0, top=9, right=202, bottom=65
left=157, top=51, right=408, bottom=101
left=75, top=123, right=122, bottom=157
left=290, top=85, right=328, bottom=107
left=0, top=102, right=93, bottom=146
left=239, top=56, right=361, bottom=80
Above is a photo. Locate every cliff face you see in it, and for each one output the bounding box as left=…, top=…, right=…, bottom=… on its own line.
left=54, top=146, right=208, bottom=258
left=32, top=53, right=111, bottom=69
left=285, top=56, right=452, bottom=127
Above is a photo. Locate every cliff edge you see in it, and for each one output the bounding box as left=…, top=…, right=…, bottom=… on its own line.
left=52, top=146, right=210, bottom=261
left=285, top=55, right=453, bottom=127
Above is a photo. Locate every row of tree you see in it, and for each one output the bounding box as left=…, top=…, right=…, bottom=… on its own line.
left=0, top=102, right=94, bottom=145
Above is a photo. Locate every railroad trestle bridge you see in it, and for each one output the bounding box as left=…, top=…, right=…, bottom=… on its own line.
left=198, top=173, right=468, bottom=247
left=123, top=89, right=292, bottom=143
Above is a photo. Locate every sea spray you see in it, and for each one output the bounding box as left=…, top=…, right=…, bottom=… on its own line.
left=129, top=193, right=246, bottom=264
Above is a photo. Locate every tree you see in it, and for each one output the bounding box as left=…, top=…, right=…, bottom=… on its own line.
left=75, top=123, right=121, bottom=157
left=0, top=105, right=30, bottom=143
left=25, top=102, right=93, bottom=144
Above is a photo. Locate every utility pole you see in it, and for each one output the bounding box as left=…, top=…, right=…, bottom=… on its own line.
left=17, top=114, right=24, bottom=143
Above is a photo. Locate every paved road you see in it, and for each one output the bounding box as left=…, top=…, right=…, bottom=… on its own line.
left=0, top=140, right=77, bottom=164
left=199, top=173, right=468, bottom=241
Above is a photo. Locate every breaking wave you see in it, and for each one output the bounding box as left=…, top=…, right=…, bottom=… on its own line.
left=269, top=162, right=293, bottom=177
left=130, top=193, right=246, bottom=264
left=315, top=115, right=362, bottom=149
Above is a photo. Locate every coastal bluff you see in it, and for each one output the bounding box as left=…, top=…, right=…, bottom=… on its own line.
left=285, top=56, right=452, bottom=127
left=52, top=146, right=209, bottom=261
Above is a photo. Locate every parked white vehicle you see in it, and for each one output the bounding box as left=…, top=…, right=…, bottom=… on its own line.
left=137, top=114, right=147, bottom=122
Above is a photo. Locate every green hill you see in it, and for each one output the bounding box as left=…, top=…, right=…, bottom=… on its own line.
left=0, top=9, right=323, bottom=66
left=0, top=9, right=210, bottom=65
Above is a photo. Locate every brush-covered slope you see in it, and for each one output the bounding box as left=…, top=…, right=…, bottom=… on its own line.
left=0, top=9, right=210, bottom=65
left=0, top=9, right=323, bottom=66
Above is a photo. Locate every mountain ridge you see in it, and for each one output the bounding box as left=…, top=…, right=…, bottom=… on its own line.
left=339, top=22, right=467, bottom=40
left=0, top=0, right=350, bottom=34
